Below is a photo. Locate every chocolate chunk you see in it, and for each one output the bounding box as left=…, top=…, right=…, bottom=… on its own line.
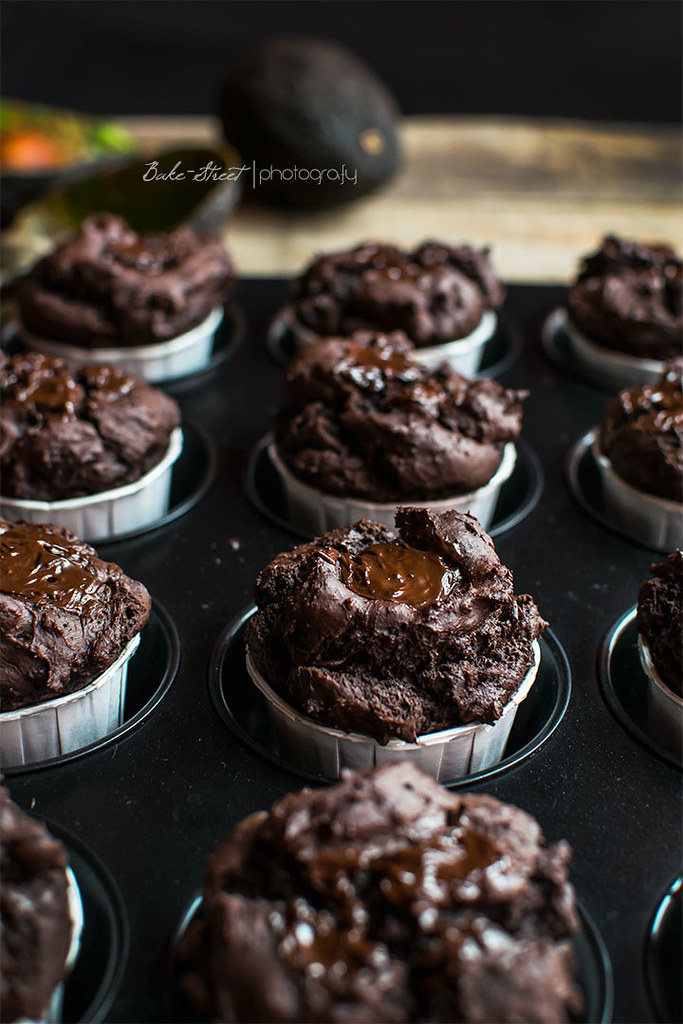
left=16, top=213, right=236, bottom=348
left=637, top=550, right=683, bottom=697
left=275, top=331, right=526, bottom=501
left=1, top=787, right=72, bottom=1024
left=599, top=360, right=683, bottom=501
left=291, top=241, right=505, bottom=347
left=0, top=519, right=151, bottom=711
left=176, top=763, right=581, bottom=1024
left=566, top=235, right=682, bottom=360
left=1, top=352, right=180, bottom=500
left=246, top=508, right=546, bottom=743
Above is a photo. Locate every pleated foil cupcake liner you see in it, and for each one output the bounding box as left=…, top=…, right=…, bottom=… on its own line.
left=638, top=635, right=683, bottom=761
left=245, top=640, right=541, bottom=783
left=0, top=633, right=140, bottom=768
left=283, top=306, right=497, bottom=376
left=0, top=427, right=183, bottom=543
left=545, top=307, right=665, bottom=390
left=17, top=306, right=224, bottom=383
left=268, top=439, right=516, bottom=534
left=592, top=436, right=682, bottom=551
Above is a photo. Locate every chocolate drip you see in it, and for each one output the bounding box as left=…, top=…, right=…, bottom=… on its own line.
left=336, top=542, right=458, bottom=608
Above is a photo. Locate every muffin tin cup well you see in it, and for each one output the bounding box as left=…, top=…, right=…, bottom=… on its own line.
left=16, top=306, right=225, bottom=385
left=0, top=427, right=183, bottom=544
left=591, top=436, right=682, bottom=552
left=2, top=601, right=179, bottom=775
left=566, top=430, right=680, bottom=555
left=638, top=636, right=683, bottom=762
left=167, top=895, right=612, bottom=1024
left=0, top=634, right=139, bottom=770
left=210, top=607, right=570, bottom=788
left=46, top=819, right=130, bottom=1024
left=266, top=439, right=517, bottom=534
left=542, top=307, right=666, bottom=391
left=599, top=606, right=682, bottom=769
left=245, top=435, right=542, bottom=541
left=645, top=877, right=683, bottom=1024
left=245, top=641, right=540, bottom=783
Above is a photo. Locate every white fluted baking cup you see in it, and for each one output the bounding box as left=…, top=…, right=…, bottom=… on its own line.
left=268, top=439, right=516, bottom=534
left=0, top=632, right=140, bottom=768
left=18, top=866, right=85, bottom=1024
left=591, top=436, right=682, bottom=551
left=283, top=306, right=497, bottom=376
left=545, top=308, right=665, bottom=390
left=245, top=641, right=540, bottom=783
left=0, top=427, right=183, bottom=543
left=17, top=306, right=224, bottom=384
left=638, top=635, right=683, bottom=761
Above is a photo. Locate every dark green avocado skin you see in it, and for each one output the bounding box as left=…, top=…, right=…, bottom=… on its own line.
left=218, top=36, right=401, bottom=208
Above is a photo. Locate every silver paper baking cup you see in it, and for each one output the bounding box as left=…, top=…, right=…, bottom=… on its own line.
left=545, top=308, right=665, bottom=390
left=638, top=635, right=683, bottom=761
left=17, top=306, right=224, bottom=383
left=268, top=439, right=516, bottom=534
left=245, top=641, right=540, bottom=783
left=19, top=866, right=85, bottom=1024
left=283, top=306, right=497, bottom=376
left=0, top=632, right=140, bottom=768
left=0, top=427, right=183, bottom=543
left=591, top=435, right=682, bottom=551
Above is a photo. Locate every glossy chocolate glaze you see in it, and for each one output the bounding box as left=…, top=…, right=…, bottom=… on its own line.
left=637, top=550, right=683, bottom=697
left=599, top=360, right=683, bottom=501
left=337, top=541, right=458, bottom=608
left=0, top=786, right=73, bottom=1024
left=1, top=352, right=179, bottom=500
left=566, top=235, right=682, bottom=359
left=0, top=520, right=150, bottom=711
left=275, top=332, right=526, bottom=501
left=177, top=763, right=580, bottom=1024
left=16, top=213, right=236, bottom=348
left=291, top=241, right=505, bottom=347
left=246, top=508, right=546, bottom=743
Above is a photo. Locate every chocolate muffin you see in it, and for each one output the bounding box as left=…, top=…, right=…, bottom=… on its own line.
left=274, top=331, right=526, bottom=501
left=246, top=507, right=546, bottom=744
left=15, top=213, right=236, bottom=348
left=1, top=351, right=180, bottom=500
left=291, top=241, right=505, bottom=348
left=637, top=550, right=682, bottom=697
left=177, top=762, right=581, bottom=1024
left=0, top=519, right=151, bottom=711
left=566, top=235, right=682, bottom=360
left=598, top=358, right=683, bottom=501
left=1, top=786, right=74, bottom=1024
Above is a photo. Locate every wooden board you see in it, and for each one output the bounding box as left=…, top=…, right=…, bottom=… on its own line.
left=52, top=114, right=683, bottom=282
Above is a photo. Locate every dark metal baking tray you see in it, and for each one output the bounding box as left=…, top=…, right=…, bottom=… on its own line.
left=5, top=282, right=681, bottom=1024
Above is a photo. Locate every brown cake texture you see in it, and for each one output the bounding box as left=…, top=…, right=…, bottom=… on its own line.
left=0, top=786, right=73, bottom=1024
left=637, top=550, right=683, bottom=697
left=290, top=241, right=505, bottom=347
left=566, top=235, right=682, bottom=360
left=246, top=507, right=547, bottom=744
left=1, top=351, right=180, bottom=500
left=598, top=358, right=683, bottom=502
left=0, top=519, right=151, bottom=711
left=177, top=762, right=582, bottom=1024
left=274, top=331, right=526, bottom=501
left=15, top=213, right=236, bottom=348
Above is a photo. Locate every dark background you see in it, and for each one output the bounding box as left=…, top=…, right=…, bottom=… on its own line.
left=2, top=0, right=681, bottom=123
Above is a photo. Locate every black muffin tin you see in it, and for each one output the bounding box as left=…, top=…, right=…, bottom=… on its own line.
left=5, top=282, right=681, bottom=1024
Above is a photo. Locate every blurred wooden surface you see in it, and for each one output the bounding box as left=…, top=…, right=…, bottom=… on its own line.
left=124, top=115, right=682, bottom=282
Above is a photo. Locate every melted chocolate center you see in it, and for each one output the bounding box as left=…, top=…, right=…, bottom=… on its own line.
left=339, top=542, right=458, bottom=609
left=0, top=523, right=106, bottom=613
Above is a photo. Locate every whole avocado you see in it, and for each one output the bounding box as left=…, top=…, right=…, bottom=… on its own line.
left=218, top=36, right=401, bottom=208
